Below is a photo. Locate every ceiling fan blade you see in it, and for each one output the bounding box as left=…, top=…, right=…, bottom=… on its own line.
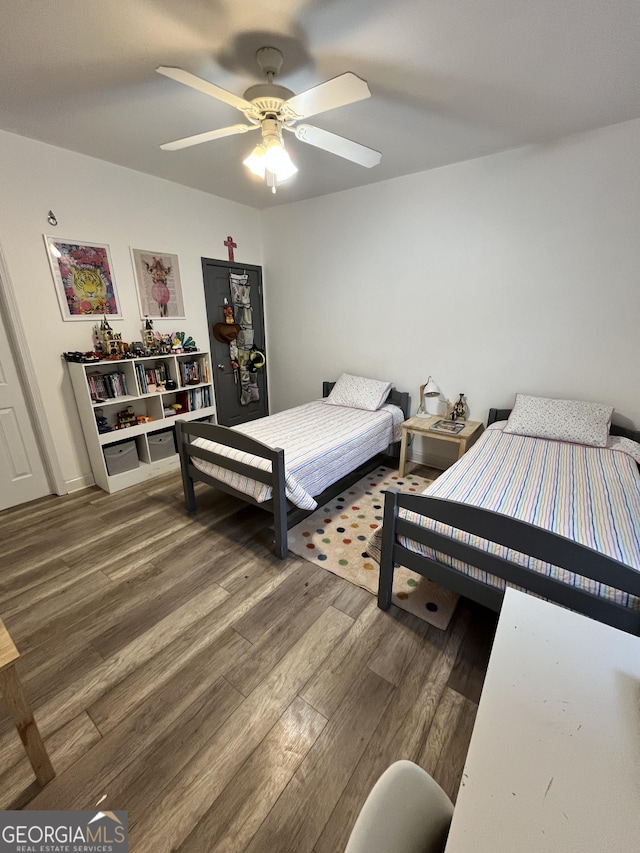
left=281, top=72, right=371, bottom=121
left=156, top=66, right=253, bottom=113
left=293, top=124, right=381, bottom=168
left=160, top=124, right=256, bottom=151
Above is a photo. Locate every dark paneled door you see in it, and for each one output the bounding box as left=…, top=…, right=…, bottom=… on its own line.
left=202, top=257, right=269, bottom=426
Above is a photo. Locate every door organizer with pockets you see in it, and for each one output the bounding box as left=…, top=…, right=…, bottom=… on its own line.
left=229, top=272, right=265, bottom=406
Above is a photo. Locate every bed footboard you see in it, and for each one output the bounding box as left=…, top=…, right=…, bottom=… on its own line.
left=378, top=488, right=640, bottom=635
left=175, top=419, right=288, bottom=558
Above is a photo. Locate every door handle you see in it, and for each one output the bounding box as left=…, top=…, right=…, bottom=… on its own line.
left=217, top=363, right=226, bottom=369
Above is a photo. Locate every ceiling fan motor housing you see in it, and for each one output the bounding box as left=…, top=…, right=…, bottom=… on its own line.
left=242, top=83, right=295, bottom=116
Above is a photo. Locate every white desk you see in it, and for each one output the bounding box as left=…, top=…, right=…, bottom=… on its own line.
left=445, top=588, right=640, bottom=852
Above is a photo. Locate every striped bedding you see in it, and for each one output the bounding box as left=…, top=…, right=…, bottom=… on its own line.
left=191, top=400, right=404, bottom=510
left=384, top=424, right=640, bottom=610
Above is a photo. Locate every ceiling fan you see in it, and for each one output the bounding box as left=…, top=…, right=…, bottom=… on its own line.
left=157, top=47, right=381, bottom=192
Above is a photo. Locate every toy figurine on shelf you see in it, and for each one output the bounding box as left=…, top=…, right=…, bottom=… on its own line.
left=164, top=403, right=183, bottom=417
left=182, top=335, right=197, bottom=352
left=115, top=405, right=137, bottom=429
left=63, top=351, right=101, bottom=363
left=452, top=393, right=467, bottom=421
left=94, top=314, right=120, bottom=358
left=143, top=317, right=156, bottom=352
left=94, top=408, right=112, bottom=433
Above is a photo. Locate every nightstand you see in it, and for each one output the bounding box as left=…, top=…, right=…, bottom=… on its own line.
left=398, top=415, right=484, bottom=477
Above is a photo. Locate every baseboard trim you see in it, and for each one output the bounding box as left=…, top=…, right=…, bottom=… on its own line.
left=65, top=473, right=95, bottom=493
left=408, top=449, right=454, bottom=471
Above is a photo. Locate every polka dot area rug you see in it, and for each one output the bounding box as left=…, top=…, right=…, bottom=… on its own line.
left=287, top=466, right=459, bottom=630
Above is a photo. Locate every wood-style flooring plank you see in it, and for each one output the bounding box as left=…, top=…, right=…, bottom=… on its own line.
left=447, top=600, right=497, bottom=704
left=25, top=658, right=245, bottom=812
left=0, top=582, right=230, bottom=771
left=365, top=604, right=431, bottom=685
left=243, top=666, right=395, bottom=853
left=418, top=685, right=469, bottom=799
left=225, top=569, right=343, bottom=697
left=93, top=677, right=246, bottom=823
left=2, top=571, right=112, bottom=643
left=329, top=581, right=374, bottom=619
left=300, top=598, right=391, bottom=719
left=1, top=563, right=107, bottom=618
left=11, top=561, right=163, bottom=657
left=0, top=557, right=80, bottom=605
left=176, top=697, right=328, bottom=853
left=90, top=546, right=235, bottom=659
left=314, top=604, right=469, bottom=853
left=128, top=606, right=354, bottom=853
left=2, top=643, right=105, bottom=717
left=88, top=622, right=249, bottom=735
left=0, top=712, right=101, bottom=810
left=230, top=560, right=320, bottom=644
left=432, top=692, right=478, bottom=803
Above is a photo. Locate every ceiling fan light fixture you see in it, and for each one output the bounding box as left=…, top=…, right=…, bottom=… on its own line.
left=243, top=144, right=267, bottom=178
left=263, top=137, right=297, bottom=182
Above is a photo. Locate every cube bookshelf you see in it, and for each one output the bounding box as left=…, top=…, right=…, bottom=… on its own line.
left=67, top=352, right=216, bottom=493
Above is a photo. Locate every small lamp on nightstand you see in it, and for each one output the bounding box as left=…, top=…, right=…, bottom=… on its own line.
left=416, top=376, right=441, bottom=417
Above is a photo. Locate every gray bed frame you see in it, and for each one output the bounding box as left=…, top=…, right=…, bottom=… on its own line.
left=176, top=382, right=410, bottom=559
left=377, top=408, right=640, bottom=635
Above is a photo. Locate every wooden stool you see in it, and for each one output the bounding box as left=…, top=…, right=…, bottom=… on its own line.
left=0, top=618, right=54, bottom=785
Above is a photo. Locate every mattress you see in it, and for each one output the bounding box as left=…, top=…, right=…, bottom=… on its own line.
left=191, top=399, right=404, bottom=510
left=373, top=424, right=640, bottom=610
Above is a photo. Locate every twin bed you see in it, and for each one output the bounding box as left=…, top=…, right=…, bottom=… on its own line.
left=376, top=400, right=640, bottom=635
left=176, top=377, right=409, bottom=558
left=176, top=379, right=640, bottom=636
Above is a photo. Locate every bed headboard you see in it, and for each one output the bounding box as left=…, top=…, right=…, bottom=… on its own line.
left=323, top=381, right=411, bottom=420
left=487, top=407, right=640, bottom=443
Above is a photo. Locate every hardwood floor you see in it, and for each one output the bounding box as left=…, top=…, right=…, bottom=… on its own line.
left=0, top=469, right=497, bottom=852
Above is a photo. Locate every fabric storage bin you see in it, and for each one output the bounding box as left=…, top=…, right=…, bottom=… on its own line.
left=147, top=429, right=177, bottom=462
left=103, top=440, right=139, bottom=475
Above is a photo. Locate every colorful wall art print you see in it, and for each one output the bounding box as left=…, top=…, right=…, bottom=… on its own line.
left=44, top=236, right=121, bottom=320
left=131, top=248, right=185, bottom=319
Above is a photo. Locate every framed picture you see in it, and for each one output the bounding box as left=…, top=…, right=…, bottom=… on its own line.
left=44, top=236, right=121, bottom=320
left=131, top=248, right=185, bottom=319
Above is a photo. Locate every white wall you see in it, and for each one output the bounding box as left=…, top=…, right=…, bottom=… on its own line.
left=2, top=115, right=639, bottom=487
left=262, top=118, right=640, bottom=465
left=0, top=130, right=262, bottom=491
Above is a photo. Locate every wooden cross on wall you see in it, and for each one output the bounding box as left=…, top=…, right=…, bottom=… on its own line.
left=224, top=235, right=237, bottom=262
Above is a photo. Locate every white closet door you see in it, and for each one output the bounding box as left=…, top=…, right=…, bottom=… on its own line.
left=0, top=299, right=50, bottom=510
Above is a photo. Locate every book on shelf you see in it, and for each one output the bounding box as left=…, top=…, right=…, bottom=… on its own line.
left=179, top=360, right=201, bottom=385
left=87, top=370, right=128, bottom=401
left=175, top=387, right=212, bottom=413
left=429, top=419, right=466, bottom=434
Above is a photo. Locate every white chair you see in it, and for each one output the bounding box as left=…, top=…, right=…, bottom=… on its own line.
left=344, top=760, right=454, bottom=853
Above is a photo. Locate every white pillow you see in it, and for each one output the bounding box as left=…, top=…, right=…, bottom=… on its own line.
left=325, top=373, right=392, bottom=411
left=503, top=394, right=613, bottom=447
left=607, top=435, right=640, bottom=464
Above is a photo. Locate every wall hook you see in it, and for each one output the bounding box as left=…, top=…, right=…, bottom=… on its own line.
left=47, top=210, right=58, bottom=226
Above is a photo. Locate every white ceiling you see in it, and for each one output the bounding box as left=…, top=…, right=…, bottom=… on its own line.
left=1, top=0, right=639, bottom=210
